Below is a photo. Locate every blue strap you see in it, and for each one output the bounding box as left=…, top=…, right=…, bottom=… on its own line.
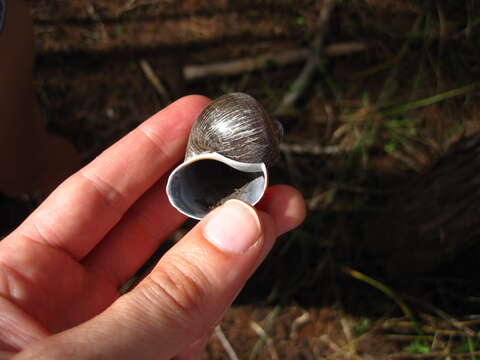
left=0, top=0, right=5, bottom=33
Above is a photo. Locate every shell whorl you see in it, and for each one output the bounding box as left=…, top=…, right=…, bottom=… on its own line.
left=185, top=93, right=281, bottom=167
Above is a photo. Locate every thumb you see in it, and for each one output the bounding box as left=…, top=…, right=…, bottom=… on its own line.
left=15, top=199, right=278, bottom=360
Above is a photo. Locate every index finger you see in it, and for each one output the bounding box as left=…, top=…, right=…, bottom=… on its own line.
left=8, top=95, right=211, bottom=261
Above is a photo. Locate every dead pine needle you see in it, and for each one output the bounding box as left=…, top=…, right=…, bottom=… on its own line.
left=138, top=59, right=171, bottom=105
left=214, top=325, right=240, bottom=360
left=249, top=306, right=281, bottom=360
left=250, top=321, right=279, bottom=360
left=340, top=315, right=357, bottom=356
left=290, top=312, right=311, bottom=339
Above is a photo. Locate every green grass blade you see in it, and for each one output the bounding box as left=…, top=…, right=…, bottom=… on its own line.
left=382, top=83, right=480, bottom=117
left=377, top=14, right=424, bottom=105
left=341, top=266, right=420, bottom=332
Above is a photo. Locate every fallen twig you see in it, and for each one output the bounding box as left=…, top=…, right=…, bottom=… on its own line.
left=185, top=49, right=308, bottom=81
left=86, top=3, right=109, bottom=41
left=280, top=142, right=341, bottom=155
left=388, top=351, right=480, bottom=359
left=275, top=0, right=337, bottom=115
left=184, top=42, right=367, bottom=81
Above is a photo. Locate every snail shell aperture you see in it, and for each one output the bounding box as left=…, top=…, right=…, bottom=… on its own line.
left=166, top=92, right=282, bottom=219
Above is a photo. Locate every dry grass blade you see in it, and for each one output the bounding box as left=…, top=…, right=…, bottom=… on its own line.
left=341, top=266, right=418, bottom=328
left=340, top=316, right=357, bottom=356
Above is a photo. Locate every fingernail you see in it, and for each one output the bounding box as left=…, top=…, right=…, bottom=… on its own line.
left=203, top=200, right=261, bottom=254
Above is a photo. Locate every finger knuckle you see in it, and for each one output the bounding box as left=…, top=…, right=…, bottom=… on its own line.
left=142, top=259, right=210, bottom=332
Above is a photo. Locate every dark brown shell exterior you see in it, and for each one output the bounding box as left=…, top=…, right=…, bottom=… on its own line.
left=185, top=93, right=281, bottom=167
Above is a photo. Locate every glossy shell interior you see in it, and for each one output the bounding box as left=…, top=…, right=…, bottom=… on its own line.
left=166, top=152, right=267, bottom=220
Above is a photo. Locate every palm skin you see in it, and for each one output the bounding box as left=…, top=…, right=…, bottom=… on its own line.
left=0, top=234, right=119, bottom=333
left=0, top=96, right=207, bottom=349
left=0, top=175, right=185, bottom=337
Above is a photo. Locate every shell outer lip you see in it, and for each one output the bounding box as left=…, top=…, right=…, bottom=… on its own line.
left=166, top=152, right=268, bottom=220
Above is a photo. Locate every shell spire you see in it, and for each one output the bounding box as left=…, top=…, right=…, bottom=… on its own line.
left=185, top=92, right=281, bottom=167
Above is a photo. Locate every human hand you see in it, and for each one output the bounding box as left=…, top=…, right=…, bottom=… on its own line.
left=0, top=95, right=305, bottom=359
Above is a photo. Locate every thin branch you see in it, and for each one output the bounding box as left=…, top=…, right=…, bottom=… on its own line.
left=185, top=49, right=309, bottom=81
left=86, top=3, right=109, bottom=41
left=275, top=0, right=337, bottom=115
left=388, top=351, right=480, bottom=359
left=184, top=42, right=366, bottom=81
left=280, top=142, right=341, bottom=155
